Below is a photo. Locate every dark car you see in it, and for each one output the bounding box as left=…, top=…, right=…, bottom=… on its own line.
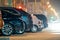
left=0, top=7, right=28, bottom=35
left=0, top=7, right=34, bottom=36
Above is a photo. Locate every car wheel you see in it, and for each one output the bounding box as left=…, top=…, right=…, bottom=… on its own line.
left=15, top=21, right=25, bottom=34
left=31, top=25, right=38, bottom=33
left=19, top=21, right=25, bottom=34
left=2, top=23, right=13, bottom=36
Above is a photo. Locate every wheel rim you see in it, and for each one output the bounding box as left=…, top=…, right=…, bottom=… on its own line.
left=31, top=26, right=37, bottom=32
left=2, top=24, right=13, bottom=35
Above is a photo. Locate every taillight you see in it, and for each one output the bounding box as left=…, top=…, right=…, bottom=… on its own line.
left=18, top=6, right=22, bottom=9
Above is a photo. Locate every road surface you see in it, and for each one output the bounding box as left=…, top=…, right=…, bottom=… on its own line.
left=0, top=29, right=60, bottom=40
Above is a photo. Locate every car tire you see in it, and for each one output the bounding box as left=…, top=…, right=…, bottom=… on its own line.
left=31, top=25, right=38, bottom=33
left=19, top=21, right=25, bottom=34
left=15, top=21, right=25, bottom=34
left=2, top=23, right=13, bottom=36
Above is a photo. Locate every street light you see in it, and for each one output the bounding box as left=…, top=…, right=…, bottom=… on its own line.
left=47, top=1, right=50, bottom=5
left=50, top=7, right=54, bottom=11
left=50, top=7, right=59, bottom=19
left=48, top=5, right=51, bottom=8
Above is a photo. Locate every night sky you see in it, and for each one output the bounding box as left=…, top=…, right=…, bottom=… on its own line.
left=50, top=0, right=60, bottom=13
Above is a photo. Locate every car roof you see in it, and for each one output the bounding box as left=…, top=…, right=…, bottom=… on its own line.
left=33, top=14, right=47, bottom=20
left=0, top=7, right=31, bottom=16
left=0, top=7, right=26, bottom=13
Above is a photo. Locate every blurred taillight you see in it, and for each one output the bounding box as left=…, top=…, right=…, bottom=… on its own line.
left=18, top=6, right=22, bottom=9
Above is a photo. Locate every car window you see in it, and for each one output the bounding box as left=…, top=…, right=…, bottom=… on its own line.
left=1, top=10, right=8, bottom=18
left=3, top=8, right=20, bottom=15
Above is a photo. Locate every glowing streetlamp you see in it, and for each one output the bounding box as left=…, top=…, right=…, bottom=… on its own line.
left=48, top=5, right=51, bottom=8
left=47, top=1, right=50, bottom=5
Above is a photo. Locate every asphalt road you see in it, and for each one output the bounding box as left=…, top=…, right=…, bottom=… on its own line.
left=0, top=29, right=60, bottom=40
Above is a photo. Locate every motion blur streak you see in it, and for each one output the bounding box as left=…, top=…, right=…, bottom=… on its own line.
left=50, top=8, right=59, bottom=19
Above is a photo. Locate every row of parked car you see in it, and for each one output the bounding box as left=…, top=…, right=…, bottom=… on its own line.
left=0, top=7, right=48, bottom=36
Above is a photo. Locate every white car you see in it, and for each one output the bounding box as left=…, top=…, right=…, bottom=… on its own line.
left=31, top=14, right=44, bottom=29
left=30, top=14, right=48, bottom=32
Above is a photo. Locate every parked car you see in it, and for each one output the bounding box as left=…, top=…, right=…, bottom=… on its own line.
left=30, top=14, right=48, bottom=32
left=33, top=14, right=48, bottom=28
left=0, top=7, right=26, bottom=35
left=0, top=7, right=33, bottom=35
left=0, top=7, right=48, bottom=36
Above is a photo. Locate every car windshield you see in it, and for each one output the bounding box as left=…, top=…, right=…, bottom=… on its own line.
left=1, top=8, right=21, bottom=16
